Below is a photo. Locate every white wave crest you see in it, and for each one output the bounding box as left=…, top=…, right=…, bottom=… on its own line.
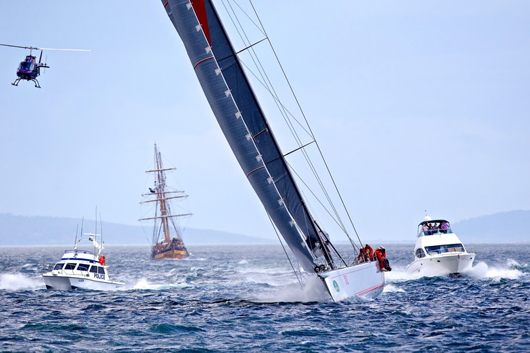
left=0, top=273, right=43, bottom=291
left=132, top=278, right=191, bottom=290
left=463, top=260, right=525, bottom=280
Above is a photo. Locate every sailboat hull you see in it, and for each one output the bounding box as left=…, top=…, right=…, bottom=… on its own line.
left=320, top=262, right=385, bottom=302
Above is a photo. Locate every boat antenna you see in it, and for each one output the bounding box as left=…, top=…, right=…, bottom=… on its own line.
left=99, top=211, right=103, bottom=246
left=73, top=224, right=78, bottom=247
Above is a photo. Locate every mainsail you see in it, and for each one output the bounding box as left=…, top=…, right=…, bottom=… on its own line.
left=161, top=0, right=332, bottom=273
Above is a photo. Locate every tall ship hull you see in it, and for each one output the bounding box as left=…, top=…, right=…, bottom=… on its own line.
left=140, top=144, right=192, bottom=260
left=151, top=239, right=189, bottom=260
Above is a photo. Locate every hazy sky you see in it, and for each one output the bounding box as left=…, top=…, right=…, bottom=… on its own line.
left=0, top=1, right=528, bottom=242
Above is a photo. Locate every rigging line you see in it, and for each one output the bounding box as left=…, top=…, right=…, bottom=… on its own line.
left=225, top=1, right=352, bottom=258
left=267, top=212, right=304, bottom=288
left=227, top=23, right=343, bottom=236
left=238, top=58, right=311, bottom=137
left=222, top=1, right=311, bottom=141
left=232, top=2, right=345, bottom=232
left=249, top=0, right=362, bottom=249
left=222, top=0, right=265, bottom=35
left=223, top=0, right=311, bottom=145
left=287, top=160, right=347, bottom=234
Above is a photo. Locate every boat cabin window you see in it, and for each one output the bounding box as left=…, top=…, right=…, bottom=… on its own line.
left=89, top=265, right=98, bottom=273
left=53, top=263, right=64, bottom=270
left=64, top=263, right=77, bottom=270
left=425, top=243, right=464, bottom=255
left=77, top=264, right=90, bottom=272
left=98, top=267, right=105, bottom=275
left=415, top=248, right=426, bottom=258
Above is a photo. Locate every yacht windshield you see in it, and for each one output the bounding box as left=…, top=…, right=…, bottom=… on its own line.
left=425, top=243, right=465, bottom=255
left=64, top=263, right=77, bottom=270
left=53, top=263, right=64, bottom=270
left=77, top=264, right=90, bottom=271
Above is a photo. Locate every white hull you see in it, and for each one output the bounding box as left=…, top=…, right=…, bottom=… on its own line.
left=320, top=261, right=385, bottom=302
left=406, top=253, right=475, bottom=275
left=43, top=273, right=124, bottom=290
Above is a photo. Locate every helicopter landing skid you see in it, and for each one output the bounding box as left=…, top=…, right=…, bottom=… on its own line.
left=11, top=78, right=41, bottom=88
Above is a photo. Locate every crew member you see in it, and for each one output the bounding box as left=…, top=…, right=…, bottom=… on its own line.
left=375, top=246, right=392, bottom=271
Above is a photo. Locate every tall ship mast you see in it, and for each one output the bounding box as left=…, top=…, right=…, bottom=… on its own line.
left=139, top=144, right=191, bottom=260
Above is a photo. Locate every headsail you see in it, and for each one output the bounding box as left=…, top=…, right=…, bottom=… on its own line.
left=161, top=0, right=331, bottom=272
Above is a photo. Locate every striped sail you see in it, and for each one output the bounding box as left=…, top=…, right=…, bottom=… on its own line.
left=161, top=0, right=327, bottom=273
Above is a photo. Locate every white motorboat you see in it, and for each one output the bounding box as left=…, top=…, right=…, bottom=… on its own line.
left=43, top=232, right=125, bottom=290
left=406, top=216, right=475, bottom=275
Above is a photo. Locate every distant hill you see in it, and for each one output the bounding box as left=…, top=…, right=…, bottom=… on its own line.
left=451, top=210, right=530, bottom=243
left=0, top=213, right=274, bottom=246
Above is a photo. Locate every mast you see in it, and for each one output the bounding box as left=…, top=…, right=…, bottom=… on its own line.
left=155, top=145, right=172, bottom=243
left=161, top=0, right=333, bottom=272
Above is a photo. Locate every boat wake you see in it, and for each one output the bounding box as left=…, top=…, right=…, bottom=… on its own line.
left=386, top=259, right=528, bottom=283
left=0, top=273, right=43, bottom=291
left=252, top=276, right=330, bottom=303
left=462, top=260, right=528, bottom=280
left=132, top=278, right=192, bottom=290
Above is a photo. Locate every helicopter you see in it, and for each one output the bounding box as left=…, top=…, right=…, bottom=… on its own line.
left=0, top=43, right=91, bottom=88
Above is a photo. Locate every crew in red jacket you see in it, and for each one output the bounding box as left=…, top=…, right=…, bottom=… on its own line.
left=375, top=246, right=392, bottom=271
left=364, top=244, right=374, bottom=261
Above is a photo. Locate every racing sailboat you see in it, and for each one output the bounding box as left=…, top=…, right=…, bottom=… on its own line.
left=160, top=0, right=386, bottom=301
left=139, top=144, right=191, bottom=260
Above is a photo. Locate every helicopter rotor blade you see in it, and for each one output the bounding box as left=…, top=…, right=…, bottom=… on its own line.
left=38, top=47, right=92, bottom=52
left=0, top=43, right=39, bottom=50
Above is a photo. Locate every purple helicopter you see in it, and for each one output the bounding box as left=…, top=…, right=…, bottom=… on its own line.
left=0, top=43, right=90, bottom=88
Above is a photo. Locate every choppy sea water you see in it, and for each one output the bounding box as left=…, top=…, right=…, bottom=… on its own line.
left=1, top=243, right=529, bottom=352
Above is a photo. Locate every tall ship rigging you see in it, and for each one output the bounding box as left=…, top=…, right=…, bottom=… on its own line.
left=160, top=0, right=389, bottom=301
left=140, top=144, right=191, bottom=260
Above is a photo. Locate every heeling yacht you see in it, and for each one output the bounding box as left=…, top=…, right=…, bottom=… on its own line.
left=406, top=216, right=475, bottom=275
left=43, top=232, right=125, bottom=290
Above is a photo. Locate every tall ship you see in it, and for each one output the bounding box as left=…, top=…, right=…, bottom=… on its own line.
left=160, top=0, right=389, bottom=301
left=140, top=144, right=191, bottom=260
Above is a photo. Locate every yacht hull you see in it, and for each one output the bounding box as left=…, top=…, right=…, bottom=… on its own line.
left=43, top=274, right=125, bottom=291
left=320, top=261, right=385, bottom=302
left=406, top=253, right=475, bottom=275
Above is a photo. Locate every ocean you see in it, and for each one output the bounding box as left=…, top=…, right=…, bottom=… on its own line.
left=1, top=243, right=529, bottom=352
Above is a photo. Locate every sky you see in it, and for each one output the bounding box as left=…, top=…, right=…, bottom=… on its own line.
left=0, top=1, right=528, bottom=242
